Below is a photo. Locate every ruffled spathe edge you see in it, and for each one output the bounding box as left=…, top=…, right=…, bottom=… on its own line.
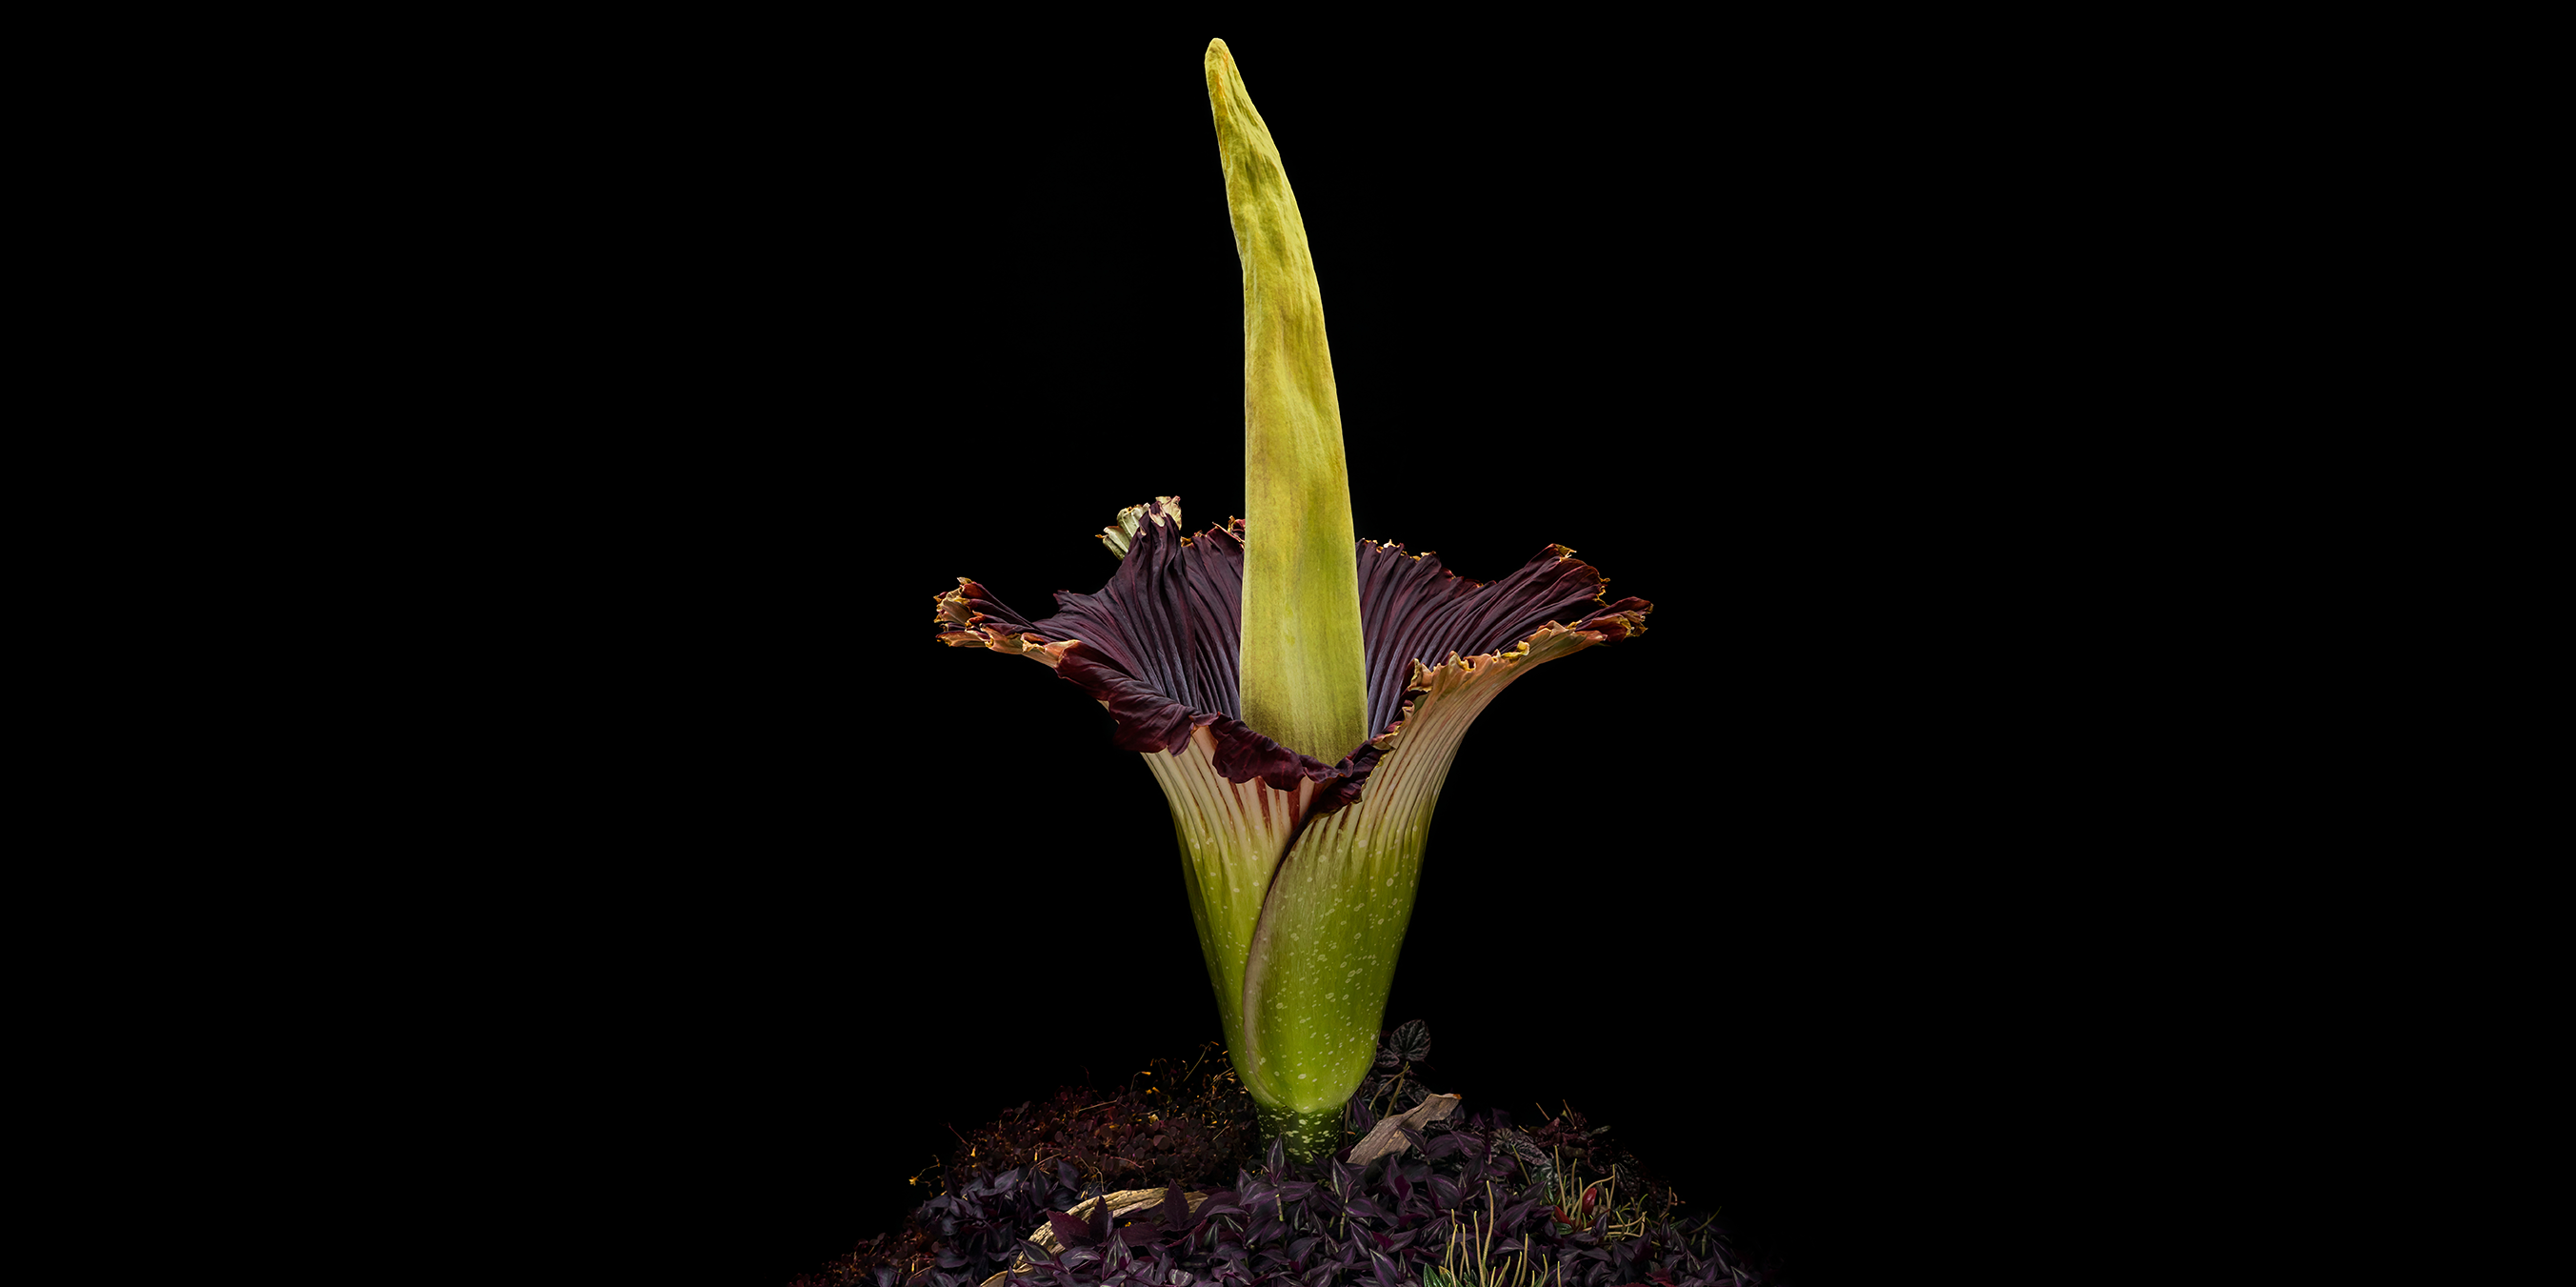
left=935, top=586, right=1388, bottom=810
left=932, top=498, right=1651, bottom=815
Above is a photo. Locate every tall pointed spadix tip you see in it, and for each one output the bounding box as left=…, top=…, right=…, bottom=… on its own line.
left=1205, top=37, right=1370, bottom=768
left=1204, top=40, right=1250, bottom=121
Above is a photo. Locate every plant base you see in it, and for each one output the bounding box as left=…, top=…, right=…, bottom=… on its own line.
left=1256, top=1100, right=1345, bottom=1163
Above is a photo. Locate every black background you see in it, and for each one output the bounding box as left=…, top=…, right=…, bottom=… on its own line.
left=468, top=19, right=2143, bottom=1287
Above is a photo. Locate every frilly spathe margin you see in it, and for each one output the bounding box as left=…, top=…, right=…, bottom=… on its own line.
left=933, top=496, right=1650, bottom=816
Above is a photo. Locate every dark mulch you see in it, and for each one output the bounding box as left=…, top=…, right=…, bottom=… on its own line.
left=790, top=1025, right=1781, bottom=1287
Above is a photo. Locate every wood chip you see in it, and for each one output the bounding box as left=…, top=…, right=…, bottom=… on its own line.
left=981, top=1188, right=1210, bottom=1287
left=1343, top=1093, right=1461, bottom=1172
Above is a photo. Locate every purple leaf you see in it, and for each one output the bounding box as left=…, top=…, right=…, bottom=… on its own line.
left=1048, top=1211, right=1093, bottom=1250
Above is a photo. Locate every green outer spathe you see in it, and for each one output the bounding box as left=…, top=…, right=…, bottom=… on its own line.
left=1148, top=613, right=1624, bottom=1160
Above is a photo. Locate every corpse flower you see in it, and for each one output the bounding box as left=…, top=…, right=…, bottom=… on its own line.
left=929, top=40, right=1651, bottom=1162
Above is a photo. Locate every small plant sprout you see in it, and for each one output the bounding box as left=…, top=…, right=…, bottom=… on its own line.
left=1434, top=1179, right=1565, bottom=1287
